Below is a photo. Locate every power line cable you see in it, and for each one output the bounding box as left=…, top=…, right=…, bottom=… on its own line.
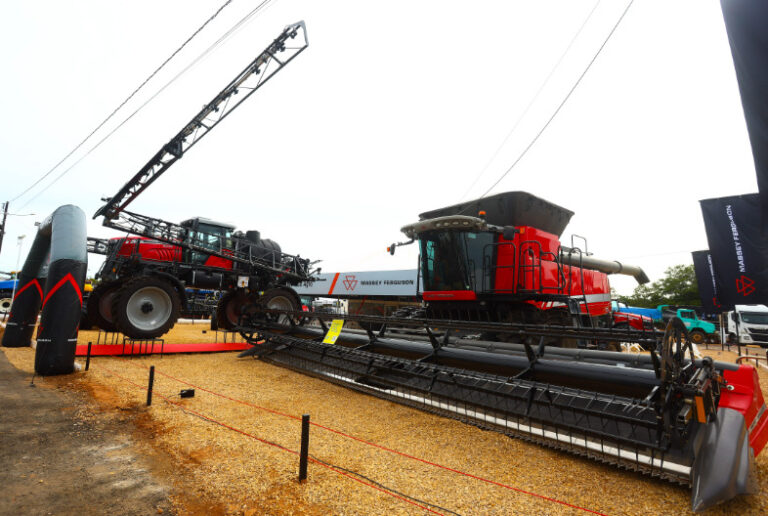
left=475, top=0, right=635, bottom=201
left=17, top=0, right=278, bottom=211
left=10, top=0, right=236, bottom=204
left=459, top=0, right=602, bottom=201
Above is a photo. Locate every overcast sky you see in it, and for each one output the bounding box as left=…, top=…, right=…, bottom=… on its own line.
left=0, top=0, right=758, bottom=296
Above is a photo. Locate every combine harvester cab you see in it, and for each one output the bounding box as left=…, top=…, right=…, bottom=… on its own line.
left=241, top=192, right=768, bottom=510
left=399, top=192, right=649, bottom=342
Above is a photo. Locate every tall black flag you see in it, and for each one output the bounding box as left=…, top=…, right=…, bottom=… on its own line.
left=700, top=194, right=768, bottom=306
left=691, top=250, right=726, bottom=313
left=720, top=1, right=768, bottom=223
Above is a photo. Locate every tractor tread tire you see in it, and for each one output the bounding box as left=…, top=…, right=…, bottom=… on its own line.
left=112, top=276, right=180, bottom=339
left=86, top=281, right=121, bottom=332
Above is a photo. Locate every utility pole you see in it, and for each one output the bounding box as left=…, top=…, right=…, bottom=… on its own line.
left=9, top=234, right=25, bottom=302
left=0, top=201, right=8, bottom=256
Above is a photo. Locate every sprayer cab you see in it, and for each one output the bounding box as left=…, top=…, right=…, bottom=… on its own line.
left=179, top=217, right=237, bottom=267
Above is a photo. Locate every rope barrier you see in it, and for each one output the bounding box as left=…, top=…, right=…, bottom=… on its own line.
left=93, top=362, right=447, bottom=515
left=105, top=356, right=609, bottom=515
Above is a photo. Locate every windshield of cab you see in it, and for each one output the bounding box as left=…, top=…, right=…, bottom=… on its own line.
left=420, top=230, right=494, bottom=292
left=741, top=312, right=768, bottom=325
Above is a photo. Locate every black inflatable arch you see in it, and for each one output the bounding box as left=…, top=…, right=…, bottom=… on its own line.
left=1, top=205, right=87, bottom=375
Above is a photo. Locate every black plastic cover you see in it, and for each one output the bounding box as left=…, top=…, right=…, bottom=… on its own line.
left=691, top=250, right=724, bottom=312
left=0, top=272, right=45, bottom=348
left=418, top=192, right=574, bottom=237
left=700, top=194, right=768, bottom=306
left=720, top=0, right=768, bottom=223
left=690, top=407, right=757, bottom=512
left=35, top=259, right=88, bottom=375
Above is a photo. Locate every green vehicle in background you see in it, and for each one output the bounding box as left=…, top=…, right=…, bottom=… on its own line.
left=613, top=301, right=718, bottom=344
left=659, top=305, right=717, bottom=344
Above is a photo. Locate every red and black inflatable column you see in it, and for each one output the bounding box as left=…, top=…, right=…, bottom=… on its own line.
left=2, top=274, right=46, bottom=347
left=35, top=259, right=87, bottom=375
left=1, top=232, right=50, bottom=347
left=1, top=205, right=87, bottom=376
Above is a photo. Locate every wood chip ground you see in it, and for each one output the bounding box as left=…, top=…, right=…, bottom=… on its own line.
left=2, top=326, right=767, bottom=515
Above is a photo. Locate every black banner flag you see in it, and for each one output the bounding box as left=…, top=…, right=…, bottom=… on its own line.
left=691, top=250, right=726, bottom=313
left=699, top=193, right=768, bottom=307
left=720, top=1, right=768, bottom=223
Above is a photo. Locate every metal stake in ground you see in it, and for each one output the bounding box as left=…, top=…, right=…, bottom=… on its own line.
left=85, top=341, right=92, bottom=371
left=147, top=365, right=155, bottom=406
left=299, top=414, right=310, bottom=483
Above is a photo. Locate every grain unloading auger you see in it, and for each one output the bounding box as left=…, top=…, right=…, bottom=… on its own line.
left=234, top=192, right=768, bottom=510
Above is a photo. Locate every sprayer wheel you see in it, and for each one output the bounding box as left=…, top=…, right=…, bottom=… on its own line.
left=215, top=290, right=251, bottom=331
left=86, top=282, right=121, bottom=332
left=258, top=288, right=301, bottom=328
left=112, top=276, right=180, bottom=339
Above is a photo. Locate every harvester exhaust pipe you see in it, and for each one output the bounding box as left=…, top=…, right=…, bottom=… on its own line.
left=560, top=248, right=650, bottom=284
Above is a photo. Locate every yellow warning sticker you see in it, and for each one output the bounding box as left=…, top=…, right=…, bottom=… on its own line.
left=322, top=319, right=345, bottom=344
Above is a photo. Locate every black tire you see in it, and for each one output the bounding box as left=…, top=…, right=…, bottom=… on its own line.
left=0, top=293, right=12, bottom=314
left=689, top=329, right=706, bottom=345
left=86, top=282, right=121, bottom=332
left=259, top=288, right=301, bottom=327
left=216, top=290, right=250, bottom=331
left=112, top=276, right=180, bottom=339
left=79, top=307, right=94, bottom=330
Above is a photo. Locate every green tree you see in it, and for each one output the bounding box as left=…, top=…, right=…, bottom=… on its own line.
left=623, top=264, right=700, bottom=308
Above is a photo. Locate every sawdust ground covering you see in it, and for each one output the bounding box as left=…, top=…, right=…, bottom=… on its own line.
left=77, top=320, right=245, bottom=346
left=2, top=332, right=768, bottom=515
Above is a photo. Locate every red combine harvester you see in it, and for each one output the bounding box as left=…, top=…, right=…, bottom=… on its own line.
left=390, top=191, right=652, bottom=347
left=237, top=192, right=767, bottom=511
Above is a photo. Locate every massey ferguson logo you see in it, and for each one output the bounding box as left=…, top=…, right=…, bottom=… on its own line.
left=736, top=275, right=755, bottom=296
left=342, top=275, right=358, bottom=291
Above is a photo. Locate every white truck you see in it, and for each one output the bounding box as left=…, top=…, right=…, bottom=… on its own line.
left=724, top=304, right=768, bottom=348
